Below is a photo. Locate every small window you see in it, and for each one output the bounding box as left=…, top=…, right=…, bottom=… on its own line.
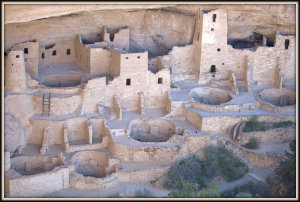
left=16, top=55, right=20, bottom=58
left=210, top=65, right=216, bottom=73
left=158, top=78, right=163, bottom=84
left=41, top=53, right=45, bottom=59
left=12, top=63, right=14, bottom=66
left=212, top=14, right=216, bottom=22
left=126, top=79, right=131, bottom=86
left=24, top=48, right=28, bottom=54
left=222, top=63, right=224, bottom=65
left=285, top=39, right=290, bottom=50
left=67, top=49, right=71, bottom=55
left=125, top=57, right=129, bottom=59
left=197, top=32, right=200, bottom=41
left=137, top=56, right=140, bottom=59
left=211, top=28, right=214, bottom=31
left=52, top=50, right=56, bottom=56
left=217, top=48, right=220, bottom=52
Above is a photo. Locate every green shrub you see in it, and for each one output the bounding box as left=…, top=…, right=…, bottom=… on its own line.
left=273, top=121, right=293, bottom=128
left=164, top=156, right=207, bottom=189
left=168, top=181, right=199, bottom=198
left=200, top=184, right=221, bottom=198
left=243, top=116, right=267, bottom=132
left=243, top=137, right=261, bottom=149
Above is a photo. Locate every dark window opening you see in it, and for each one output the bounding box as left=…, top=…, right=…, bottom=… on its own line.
left=125, top=57, right=129, bottom=59
left=52, top=50, right=56, bottom=56
left=158, top=78, right=163, bottom=84
left=197, top=32, right=200, bottom=41
left=137, top=56, right=140, bottom=59
left=12, top=64, right=14, bottom=66
left=211, top=28, right=214, bottom=31
left=212, top=14, right=216, bottom=22
left=126, top=79, right=131, bottom=86
left=266, top=37, right=274, bottom=47
left=285, top=39, right=290, bottom=49
left=210, top=65, right=216, bottom=73
left=222, top=63, right=224, bottom=65
left=217, top=48, right=220, bottom=52
left=42, top=53, right=45, bottom=59
left=67, top=49, right=71, bottom=55
left=110, top=33, right=114, bottom=42
left=24, top=48, right=28, bottom=54
left=16, top=55, right=20, bottom=58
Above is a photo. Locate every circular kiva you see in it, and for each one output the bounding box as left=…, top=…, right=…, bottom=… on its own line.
left=189, top=87, right=232, bottom=105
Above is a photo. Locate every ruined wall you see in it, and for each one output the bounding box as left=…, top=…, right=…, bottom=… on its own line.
left=32, top=95, right=82, bottom=115
left=6, top=167, right=69, bottom=197
left=169, top=45, right=196, bottom=82
left=12, top=41, right=39, bottom=79
left=39, top=40, right=75, bottom=67
left=74, top=35, right=91, bottom=73
left=67, top=118, right=88, bottom=142
left=89, top=48, right=112, bottom=76
left=30, top=119, right=65, bottom=145
left=110, top=49, right=121, bottom=76
left=4, top=51, right=27, bottom=92
left=275, top=34, right=296, bottom=86
left=241, top=149, right=282, bottom=168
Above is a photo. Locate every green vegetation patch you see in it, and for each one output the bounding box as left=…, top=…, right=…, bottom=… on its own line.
left=243, top=137, right=261, bottom=149
left=243, top=116, right=294, bottom=132
left=164, top=146, right=249, bottom=190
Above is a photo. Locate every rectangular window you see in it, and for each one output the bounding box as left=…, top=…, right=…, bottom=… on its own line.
left=24, top=48, right=28, bottom=54
left=42, top=53, right=45, bottom=59
left=285, top=39, right=290, bottom=50
left=158, top=78, right=163, bottom=84
left=52, top=50, right=56, bottom=56
left=212, top=14, right=216, bottom=22
left=126, top=79, right=131, bottom=86
left=16, top=55, right=20, bottom=58
left=67, top=49, right=71, bottom=55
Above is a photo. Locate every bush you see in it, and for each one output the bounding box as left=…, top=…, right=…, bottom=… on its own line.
left=269, top=139, right=296, bottom=197
left=273, top=121, right=293, bottom=128
left=168, top=181, right=199, bottom=198
left=164, top=156, right=207, bottom=189
left=243, top=137, right=261, bottom=149
left=243, top=116, right=267, bottom=132
left=165, top=146, right=249, bottom=192
left=200, top=184, right=221, bottom=198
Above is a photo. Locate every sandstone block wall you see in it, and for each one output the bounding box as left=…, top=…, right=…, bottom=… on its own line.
left=39, top=40, right=75, bottom=68
left=4, top=51, right=27, bottom=92
left=90, top=48, right=111, bottom=76
left=12, top=41, right=39, bottom=79
left=241, top=149, right=282, bottom=168
left=6, top=167, right=69, bottom=197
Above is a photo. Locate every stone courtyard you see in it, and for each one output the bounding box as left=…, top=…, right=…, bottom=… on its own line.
left=3, top=3, right=297, bottom=199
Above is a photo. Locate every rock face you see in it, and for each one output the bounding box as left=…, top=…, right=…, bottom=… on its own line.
left=4, top=113, right=27, bottom=152
left=4, top=4, right=295, bottom=56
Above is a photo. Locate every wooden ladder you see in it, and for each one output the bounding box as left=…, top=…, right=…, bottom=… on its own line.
left=42, top=93, right=51, bottom=117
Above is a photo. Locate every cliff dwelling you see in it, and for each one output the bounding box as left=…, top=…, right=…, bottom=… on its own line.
left=2, top=3, right=297, bottom=199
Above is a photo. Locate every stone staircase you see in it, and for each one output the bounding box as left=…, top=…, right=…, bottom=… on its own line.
left=270, top=155, right=289, bottom=171
left=225, top=144, right=254, bottom=171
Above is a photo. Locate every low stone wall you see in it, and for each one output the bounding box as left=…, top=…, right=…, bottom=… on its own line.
left=5, top=166, right=69, bottom=197
left=259, top=101, right=295, bottom=113
left=190, top=101, right=240, bottom=113
left=67, top=136, right=108, bottom=153
left=38, top=85, right=81, bottom=94
left=69, top=171, right=119, bottom=190
left=239, top=127, right=296, bottom=145
left=241, top=148, right=282, bottom=168
left=116, top=165, right=170, bottom=185
left=227, top=70, right=239, bottom=95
